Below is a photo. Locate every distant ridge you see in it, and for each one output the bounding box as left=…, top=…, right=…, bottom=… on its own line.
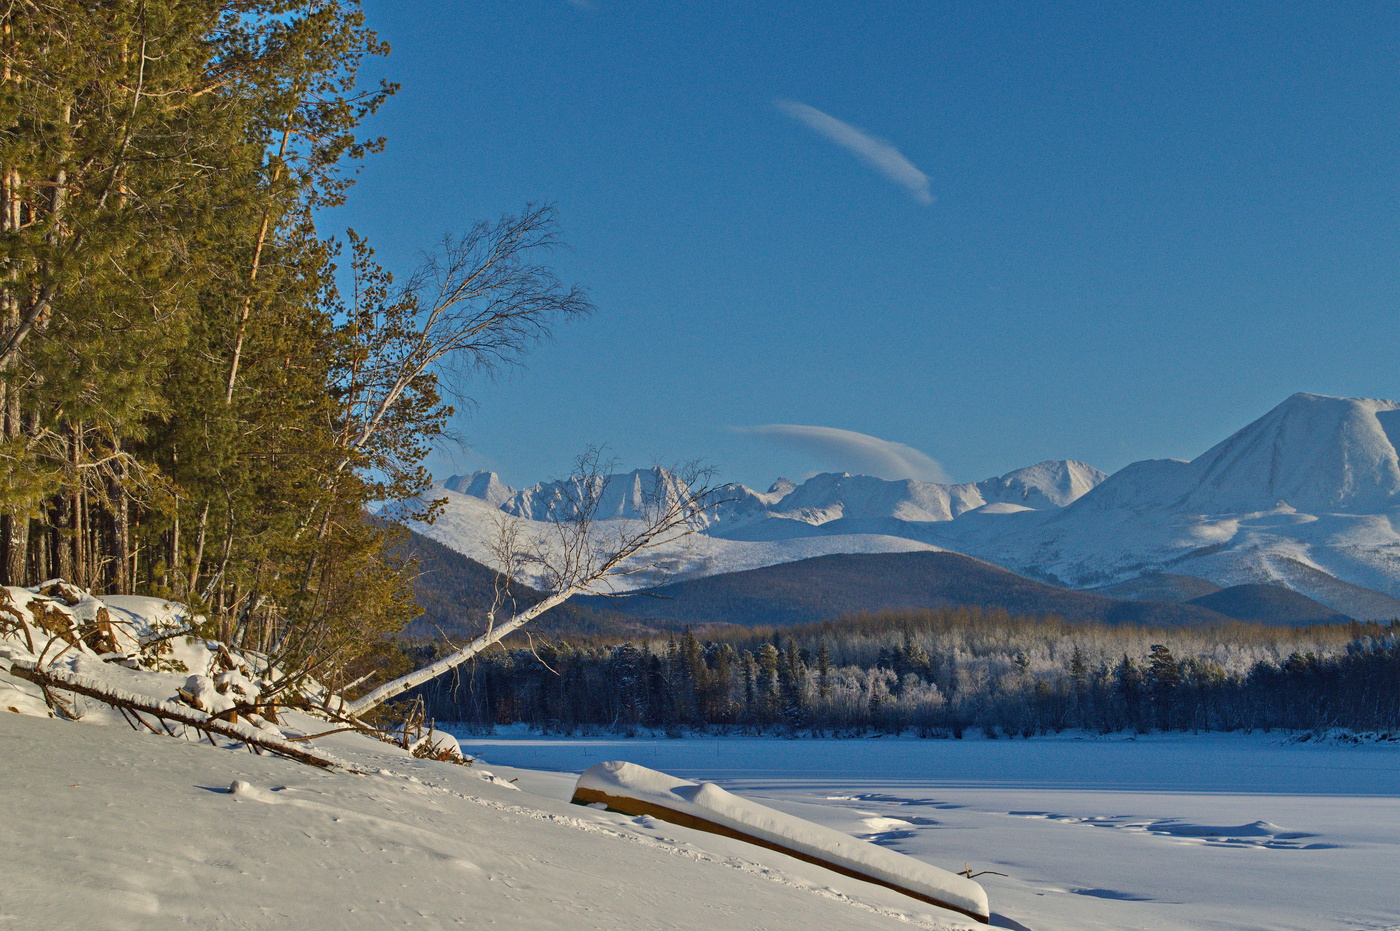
left=1092, top=573, right=1352, bottom=625
left=1093, top=572, right=1223, bottom=602
left=578, top=551, right=1238, bottom=629
left=383, top=523, right=657, bottom=641
left=1187, top=584, right=1352, bottom=626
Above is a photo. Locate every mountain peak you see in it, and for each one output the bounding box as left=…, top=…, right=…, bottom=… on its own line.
left=767, top=477, right=797, bottom=497
left=1185, top=393, right=1400, bottom=513
left=985, top=460, right=1109, bottom=509
left=497, top=467, right=702, bottom=523
left=443, top=471, right=516, bottom=507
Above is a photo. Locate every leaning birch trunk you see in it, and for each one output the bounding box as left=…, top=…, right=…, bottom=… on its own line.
left=348, top=456, right=720, bottom=719
left=344, top=586, right=580, bottom=717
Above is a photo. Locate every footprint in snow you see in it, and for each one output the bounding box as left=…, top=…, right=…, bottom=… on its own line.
left=1145, top=819, right=1322, bottom=848
left=1004, top=810, right=1330, bottom=850
left=1071, top=887, right=1153, bottom=901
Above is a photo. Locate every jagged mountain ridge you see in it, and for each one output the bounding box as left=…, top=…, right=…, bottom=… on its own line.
left=417, top=394, right=1400, bottom=620
left=443, top=458, right=1107, bottom=528
left=445, top=467, right=698, bottom=523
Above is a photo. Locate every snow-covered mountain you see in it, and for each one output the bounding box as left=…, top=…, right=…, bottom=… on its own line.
left=718, top=459, right=1105, bottom=528
left=417, top=461, right=1105, bottom=590
left=442, top=460, right=1105, bottom=530
left=942, top=393, right=1400, bottom=618
left=445, top=467, right=700, bottom=523
left=416, top=395, right=1400, bottom=618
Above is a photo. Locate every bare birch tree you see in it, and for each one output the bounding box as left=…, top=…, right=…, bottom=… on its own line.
left=332, top=204, right=592, bottom=503
left=227, top=204, right=592, bottom=673
left=344, top=453, right=722, bottom=717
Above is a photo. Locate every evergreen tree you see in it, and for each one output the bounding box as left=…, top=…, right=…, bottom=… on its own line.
left=0, top=3, right=455, bottom=694
left=1116, top=654, right=1145, bottom=728
left=1146, top=643, right=1182, bottom=729
left=756, top=642, right=780, bottom=724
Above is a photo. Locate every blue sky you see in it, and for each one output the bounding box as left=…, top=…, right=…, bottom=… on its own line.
left=329, top=1, right=1400, bottom=491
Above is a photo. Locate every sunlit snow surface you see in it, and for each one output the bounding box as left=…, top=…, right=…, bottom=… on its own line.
left=0, top=713, right=982, bottom=931
left=452, top=730, right=1400, bottom=931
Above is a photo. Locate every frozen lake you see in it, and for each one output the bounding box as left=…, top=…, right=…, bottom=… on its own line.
left=452, top=730, right=1400, bottom=931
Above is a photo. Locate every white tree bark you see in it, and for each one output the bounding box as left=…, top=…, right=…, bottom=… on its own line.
left=343, top=585, right=579, bottom=716
left=345, top=454, right=722, bottom=718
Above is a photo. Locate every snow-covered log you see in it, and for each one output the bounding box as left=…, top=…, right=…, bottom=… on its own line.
left=571, top=760, right=990, bottom=923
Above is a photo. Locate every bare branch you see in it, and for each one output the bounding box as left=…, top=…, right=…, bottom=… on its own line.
left=344, top=455, right=727, bottom=716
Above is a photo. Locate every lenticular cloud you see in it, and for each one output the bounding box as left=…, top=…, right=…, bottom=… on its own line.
left=736, top=424, right=950, bottom=482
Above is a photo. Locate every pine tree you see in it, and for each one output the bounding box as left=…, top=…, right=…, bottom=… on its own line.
left=0, top=2, right=424, bottom=690
left=1116, top=654, right=1145, bottom=728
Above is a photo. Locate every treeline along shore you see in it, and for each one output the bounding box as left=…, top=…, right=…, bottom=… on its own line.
left=410, top=607, right=1400, bottom=737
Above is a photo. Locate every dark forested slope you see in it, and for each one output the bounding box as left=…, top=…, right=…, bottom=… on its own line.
left=1188, top=583, right=1352, bottom=625
left=387, top=524, right=655, bottom=641
left=576, top=551, right=1239, bottom=628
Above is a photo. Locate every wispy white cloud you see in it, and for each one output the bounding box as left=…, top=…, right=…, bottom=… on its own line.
left=775, top=99, right=933, bottom=205
left=735, top=424, right=950, bottom=483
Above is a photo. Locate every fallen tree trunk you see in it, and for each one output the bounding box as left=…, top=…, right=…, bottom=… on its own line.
left=572, top=760, right=990, bottom=924
left=10, top=661, right=362, bottom=773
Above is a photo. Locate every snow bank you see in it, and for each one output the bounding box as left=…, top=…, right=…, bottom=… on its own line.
left=573, top=760, right=990, bottom=923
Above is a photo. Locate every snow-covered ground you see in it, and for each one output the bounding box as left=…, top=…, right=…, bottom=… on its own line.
left=451, top=730, right=1400, bottom=931
left=0, top=711, right=997, bottom=930
left=0, top=586, right=983, bottom=930
left=5, top=584, right=1397, bottom=930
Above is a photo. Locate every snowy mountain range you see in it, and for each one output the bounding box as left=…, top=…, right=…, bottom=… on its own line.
left=412, top=394, right=1400, bottom=619
left=443, top=458, right=1106, bottom=528
left=423, top=459, right=1108, bottom=592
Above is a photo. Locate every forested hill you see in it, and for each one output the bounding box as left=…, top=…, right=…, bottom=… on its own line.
left=576, top=551, right=1247, bottom=628
left=416, top=604, right=1398, bottom=737
left=1187, top=583, right=1352, bottom=625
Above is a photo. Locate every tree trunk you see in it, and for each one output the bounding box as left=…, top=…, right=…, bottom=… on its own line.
left=1, top=158, right=23, bottom=585
left=109, top=467, right=130, bottom=593
left=51, top=495, right=72, bottom=582
left=166, top=509, right=178, bottom=592
left=344, top=586, right=580, bottom=717
left=33, top=516, right=48, bottom=582
left=224, top=131, right=289, bottom=405
left=188, top=500, right=209, bottom=601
